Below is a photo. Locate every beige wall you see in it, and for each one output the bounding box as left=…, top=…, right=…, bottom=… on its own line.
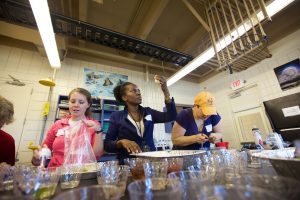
left=0, top=42, right=199, bottom=163
left=201, top=29, right=300, bottom=149
left=1, top=28, right=299, bottom=162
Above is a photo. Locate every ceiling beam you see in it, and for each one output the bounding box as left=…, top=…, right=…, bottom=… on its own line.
left=129, top=0, right=170, bottom=40
left=182, top=0, right=210, bottom=32
left=124, top=0, right=170, bottom=59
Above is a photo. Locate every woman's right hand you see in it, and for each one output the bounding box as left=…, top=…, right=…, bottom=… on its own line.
left=194, top=134, right=208, bottom=144
left=32, top=144, right=49, bottom=166
left=116, top=139, right=142, bottom=154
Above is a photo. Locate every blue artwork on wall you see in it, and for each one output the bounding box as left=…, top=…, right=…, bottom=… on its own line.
left=84, top=68, right=128, bottom=98
left=274, top=58, right=300, bottom=91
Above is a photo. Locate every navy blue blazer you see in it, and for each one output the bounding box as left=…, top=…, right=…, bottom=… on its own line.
left=104, top=98, right=177, bottom=162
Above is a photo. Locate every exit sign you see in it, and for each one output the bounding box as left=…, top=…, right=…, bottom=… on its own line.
left=231, top=79, right=245, bottom=90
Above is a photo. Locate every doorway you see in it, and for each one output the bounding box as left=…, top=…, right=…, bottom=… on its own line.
left=229, top=85, right=271, bottom=143
left=0, top=83, right=32, bottom=161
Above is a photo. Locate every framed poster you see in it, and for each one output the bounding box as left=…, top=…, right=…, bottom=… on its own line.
left=274, top=58, right=300, bottom=91
left=84, top=68, right=128, bottom=98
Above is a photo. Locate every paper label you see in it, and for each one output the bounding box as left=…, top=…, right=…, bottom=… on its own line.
left=282, top=106, right=300, bottom=117
left=56, top=129, right=65, bottom=136
left=145, top=114, right=152, bottom=121
left=205, top=124, right=213, bottom=132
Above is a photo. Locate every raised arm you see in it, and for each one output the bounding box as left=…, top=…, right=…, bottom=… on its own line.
left=151, top=98, right=177, bottom=123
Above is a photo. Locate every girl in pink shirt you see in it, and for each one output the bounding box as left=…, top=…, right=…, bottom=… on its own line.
left=32, top=88, right=103, bottom=167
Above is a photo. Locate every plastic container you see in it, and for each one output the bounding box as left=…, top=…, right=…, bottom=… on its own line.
left=215, top=142, right=229, bottom=149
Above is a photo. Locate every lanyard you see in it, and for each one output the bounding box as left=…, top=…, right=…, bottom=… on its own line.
left=128, top=111, right=143, bottom=137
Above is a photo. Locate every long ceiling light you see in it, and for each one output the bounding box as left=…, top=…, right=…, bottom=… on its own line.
left=167, top=0, right=295, bottom=87
left=29, top=0, right=61, bottom=68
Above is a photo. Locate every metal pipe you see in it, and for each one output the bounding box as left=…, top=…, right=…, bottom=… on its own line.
left=68, top=45, right=203, bottom=77
left=242, top=0, right=259, bottom=42
left=249, top=0, right=266, bottom=38
left=257, top=0, right=271, bottom=21
left=214, top=3, right=232, bottom=62
left=226, top=0, right=244, bottom=51
left=182, top=0, right=210, bottom=32
left=205, top=6, right=221, bottom=67
left=234, top=0, right=252, bottom=47
left=209, top=1, right=225, bottom=67
left=219, top=0, right=237, bottom=55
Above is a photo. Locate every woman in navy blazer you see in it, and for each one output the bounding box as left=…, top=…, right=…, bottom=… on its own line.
left=104, top=75, right=177, bottom=163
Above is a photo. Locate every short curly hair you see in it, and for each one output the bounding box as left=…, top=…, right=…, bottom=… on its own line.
left=113, top=82, right=134, bottom=103
left=0, top=96, right=14, bottom=128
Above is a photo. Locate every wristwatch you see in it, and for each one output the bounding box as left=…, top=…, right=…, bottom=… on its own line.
left=96, top=129, right=103, bottom=134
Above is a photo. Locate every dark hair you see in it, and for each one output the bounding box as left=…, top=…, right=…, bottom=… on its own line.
left=0, top=96, right=14, bottom=128
left=113, top=82, right=134, bottom=103
left=68, top=88, right=92, bottom=116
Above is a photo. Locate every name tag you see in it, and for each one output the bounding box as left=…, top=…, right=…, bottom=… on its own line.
left=145, top=114, right=152, bottom=121
left=56, top=129, right=65, bottom=137
left=205, top=124, right=212, bottom=132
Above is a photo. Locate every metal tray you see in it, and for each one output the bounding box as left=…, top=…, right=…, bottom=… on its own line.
left=252, top=148, right=300, bottom=180
left=131, top=150, right=206, bottom=158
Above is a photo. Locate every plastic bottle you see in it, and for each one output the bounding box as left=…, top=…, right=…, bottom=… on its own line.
left=252, top=126, right=264, bottom=150
left=40, top=147, right=51, bottom=168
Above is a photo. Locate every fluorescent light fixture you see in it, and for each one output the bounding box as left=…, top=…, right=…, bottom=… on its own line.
left=29, top=0, right=61, bottom=68
left=167, top=48, right=215, bottom=86
left=167, top=0, right=295, bottom=87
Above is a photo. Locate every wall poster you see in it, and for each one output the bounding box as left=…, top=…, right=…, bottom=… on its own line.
left=84, top=68, right=128, bottom=98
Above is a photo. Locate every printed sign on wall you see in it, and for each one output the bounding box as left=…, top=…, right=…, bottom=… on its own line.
left=84, top=68, right=128, bottom=98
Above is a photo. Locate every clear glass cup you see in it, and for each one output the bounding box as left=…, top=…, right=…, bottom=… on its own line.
left=199, top=185, right=282, bottom=200
left=124, top=158, right=147, bottom=180
left=143, top=161, right=168, bottom=179
left=116, top=165, right=129, bottom=197
left=52, top=185, right=122, bottom=200
left=96, top=163, right=119, bottom=186
left=168, top=170, right=211, bottom=200
left=0, top=163, right=15, bottom=193
left=33, top=167, right=61, bottom=199
left=13, top=165, right=41, bottom=197
left=60, top=164, right=82, bottom=189
left=232, top=174, right=300, bottom=200
left=96, top=164, right=129, bottom=197
left=166, top=158, right=183, bottom=174
left=143, top=161, right=168, bottom=191
left=128, top=178, right=181, bottom=200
